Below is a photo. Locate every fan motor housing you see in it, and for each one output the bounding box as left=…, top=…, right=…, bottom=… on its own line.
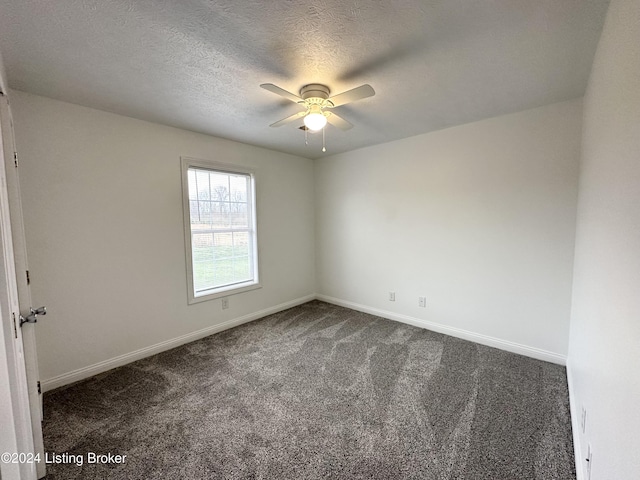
left=300, top=84, right=330, bottom=100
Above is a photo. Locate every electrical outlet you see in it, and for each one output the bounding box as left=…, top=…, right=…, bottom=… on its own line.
left=581, top=406, right=587, bottom=434
left=221, top=297, right=229, bottom=310
left=586, top=443, right=593, bottom=480
left=418, top=296, right=426, bottom=307
left=389, top=292, right=396, bottom=301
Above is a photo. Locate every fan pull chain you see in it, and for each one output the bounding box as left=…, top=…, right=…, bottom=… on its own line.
left=305, top=127, right=308, bottom=146
left=322, top=126, right=326, bottom=152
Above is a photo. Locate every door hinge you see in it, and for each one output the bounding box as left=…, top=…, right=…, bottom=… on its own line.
left=37, top=381, right=41, bottom=395
left=26, top=270, right=30, bottom=285
left=12, top=312, right=17, bottom=338
left=13, top=151, right=18, bottom=167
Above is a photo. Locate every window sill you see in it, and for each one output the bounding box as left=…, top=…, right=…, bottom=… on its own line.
left=188, top=282, right=262, bottom=305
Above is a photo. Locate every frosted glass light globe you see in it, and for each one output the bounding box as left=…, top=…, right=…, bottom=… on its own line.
left=304, top=112, right=327, bottom=131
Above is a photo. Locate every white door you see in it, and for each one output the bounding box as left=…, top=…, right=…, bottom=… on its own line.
left=0, top=91, right=37, bottom=480
left=0, top=93, right=44, bottom=478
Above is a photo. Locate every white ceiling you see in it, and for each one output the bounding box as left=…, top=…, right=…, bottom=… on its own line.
left=0, top=0, right=609, bottom=159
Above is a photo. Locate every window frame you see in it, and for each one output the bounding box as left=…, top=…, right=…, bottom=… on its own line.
left=181, top=156, right=261, bottom=304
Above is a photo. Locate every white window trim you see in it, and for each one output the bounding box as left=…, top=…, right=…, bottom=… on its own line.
left=181, top=156, right=261, bottom=304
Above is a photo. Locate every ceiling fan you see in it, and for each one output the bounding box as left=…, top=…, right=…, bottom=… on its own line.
left=260, top=83, right=375, bottom=132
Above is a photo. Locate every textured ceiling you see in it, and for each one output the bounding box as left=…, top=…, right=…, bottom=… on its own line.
left=0, top=0, right=609, bottom=159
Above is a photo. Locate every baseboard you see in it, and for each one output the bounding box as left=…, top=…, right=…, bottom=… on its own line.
left=42, top=293, right=567, bottom=392
left=316, top=294, right=567, bottom=365
left=41, top=294, right=316, bottom=392
left=566, top=359, right=584, bottom=480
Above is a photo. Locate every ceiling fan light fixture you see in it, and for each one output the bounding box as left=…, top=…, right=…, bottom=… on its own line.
left=303, top=112, right=327, bottom=131
left=261, top=82, right=374, bottom=136
left=303, top=104, right=327, bottom=131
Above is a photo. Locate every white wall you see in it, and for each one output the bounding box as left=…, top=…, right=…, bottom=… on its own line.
left=10, top=90, right=316, bottom=387
left=315, top=99, right=582, bottom=361
left=568, top=0, right=640, bottom=478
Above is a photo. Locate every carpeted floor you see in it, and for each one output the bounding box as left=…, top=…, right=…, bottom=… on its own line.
left=42, top=300, right=576, bottom=479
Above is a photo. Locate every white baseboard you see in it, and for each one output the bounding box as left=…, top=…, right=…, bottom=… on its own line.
left=316, top=294, right=567, bottom=365
left=566, top=359, right=584, bottom=480
left=41, top=294, right=315, bottom=392
left=42, top=293, right=567, bottom=392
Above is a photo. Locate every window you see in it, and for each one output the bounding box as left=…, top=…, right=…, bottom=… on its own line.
left=181, top=158, right=259, bottom=303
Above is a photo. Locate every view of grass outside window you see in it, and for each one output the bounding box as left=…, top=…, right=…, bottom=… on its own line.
left=185, top=163, right=258, bottom=299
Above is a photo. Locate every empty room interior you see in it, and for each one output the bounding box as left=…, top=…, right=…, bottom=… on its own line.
left=0, top=1, right=638, bottom=479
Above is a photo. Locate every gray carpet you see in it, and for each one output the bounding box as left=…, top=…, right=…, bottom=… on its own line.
left=43, top=300, right=576, bottom=479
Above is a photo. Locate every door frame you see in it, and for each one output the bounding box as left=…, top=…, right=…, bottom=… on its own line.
left=0, top=91, right=36, bottom=480
left=0, top=93, right=45, bottom=478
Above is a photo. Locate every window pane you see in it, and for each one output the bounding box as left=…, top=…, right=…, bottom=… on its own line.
left=211, top=202, right=230, bottom=228
left=195, top=170, right=210, bottom=200
left=230, top=175, right=247, bottom=202
left=186, top=164, right=258, bottom=299
left=192, top=233, right=214, bottom=291
left=233, top=256, right=251, bottom=281
left=233, top=232, right=249, bottom=256
left=230, top=203, right=248, bottom=227
left=210, top=173, right=229, bottom=202
left=188, top=170, right=198, bottom=200
left=189, top=200, right=200, bottom=223
left=214, top=260, right=235, bottom=287
left=192, top=236, right=212, bottom=255
left=193, top=261, right=214, bottom=290
left=198, top=200, right=212, bottom=225
left=213, top=233, right=233, bottom=260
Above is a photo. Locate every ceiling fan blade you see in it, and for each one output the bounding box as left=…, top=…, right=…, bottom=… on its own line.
left=326, top=112, right=353, bottom=131
left=328, top=84, right=375, bottom=107
left=269, top=110, right=306, bottom=128
left=260, top=83, right=302, bottom=103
